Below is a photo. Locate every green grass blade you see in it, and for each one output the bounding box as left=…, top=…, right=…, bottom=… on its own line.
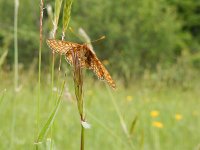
left=14, top=0, right=19, bottom=91
left=54, top=0, right=63, bottom=24
left=106, top=86, right=129, bottom=136
left=106, top=86, right=135, bottom=149
left=0, top=49, right=8, bottom=69
left=129, top=116, right=138, bottom=135
left=36, top=80, right=65, bottom=143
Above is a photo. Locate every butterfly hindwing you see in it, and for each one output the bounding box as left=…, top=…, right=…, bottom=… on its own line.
left=85, top=49, right=116, bottom=89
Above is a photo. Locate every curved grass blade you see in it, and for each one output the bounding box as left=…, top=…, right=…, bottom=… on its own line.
left=0, top=49, right=8, bottom=69
left=129, top=116, right=138, bottom=136
left=54, top=0, right=63, bottom=25
left=36, top=80, right=65, bottom=143
left=106, top=85, right=134, bottom=149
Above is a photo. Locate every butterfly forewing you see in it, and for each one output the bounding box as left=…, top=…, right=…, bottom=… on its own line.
left=46, top=39, right=80, bottom=55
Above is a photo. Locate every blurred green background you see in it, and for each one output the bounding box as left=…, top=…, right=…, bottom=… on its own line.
left=0, top=0, right=200, bottom=150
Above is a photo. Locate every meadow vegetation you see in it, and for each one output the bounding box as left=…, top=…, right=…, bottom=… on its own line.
left=0, top=70, right=200, bottom=149
left=0, top=0, right=200, bottom=149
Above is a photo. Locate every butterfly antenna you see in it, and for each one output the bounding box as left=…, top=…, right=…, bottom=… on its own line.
left=90, top=36, right=105, bottom=44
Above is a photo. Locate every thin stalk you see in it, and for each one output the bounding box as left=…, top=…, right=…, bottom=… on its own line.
left=49, top=0, right=63, bottom=148
left=51, top=54, right=55, bottom=99
left=37, top=0, right=44, bottom=143
left=11, top=0, right=19, bottom=148
left=50, top=51, right=55, bottom=150
left=80, top=125, right=85, bottom=150
left=14, top=0, right=19, bottom=91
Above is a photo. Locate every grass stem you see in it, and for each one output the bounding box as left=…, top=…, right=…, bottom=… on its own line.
left=81, top=125, right=85, bottom=150
left=11, top=0, right=19, bottom=148
left=14, top=0, right=19, bottom=91
left=36, top=0, right=44, bottom=146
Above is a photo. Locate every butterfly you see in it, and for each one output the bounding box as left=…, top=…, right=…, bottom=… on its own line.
left=46, top=39, right=116, bottom=89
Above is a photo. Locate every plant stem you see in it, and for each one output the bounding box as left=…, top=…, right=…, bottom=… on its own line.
left=37, top=0, right=43, bottom=141
left=14, top=0, right=19, bottom=91
left=80, top=124, right=85, bottom=150
left=50, top=47, right=55, bottom=150
left=11, top=0, right=19, bottom=148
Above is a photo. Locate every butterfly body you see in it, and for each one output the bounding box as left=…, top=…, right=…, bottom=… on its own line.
left=46, top=39, right=116, bottom=89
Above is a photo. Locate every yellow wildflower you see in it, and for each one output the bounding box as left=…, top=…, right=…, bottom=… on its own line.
left=175, top=114, right=182, bottom=121
left=150, top=110, right=159, bottom=118
left=152, top=121, right=163, bottom=128
left=126, top=96, right=133, bottom=102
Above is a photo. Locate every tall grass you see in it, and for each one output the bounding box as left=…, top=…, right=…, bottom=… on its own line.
left=11, top=0, right=19, bottom=149
left=37, top=1, right=127, bottom=150
left=35, top=0, right=44, bottom=149
left=14, top=0, right=19, bottom=91
left=57, top=0, right=90, bottom=149
left=35, top=0, right=74, bottom=149
left=50, top=1, right=63, bottom=147
left=36, top=80, right=66, bottom=143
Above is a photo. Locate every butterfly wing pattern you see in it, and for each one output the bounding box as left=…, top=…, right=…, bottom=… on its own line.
left=46, top=39, right=116, bottom=89
left=83, top=46, right=116, bottom=89
left=47, top=39, right=80, bottom=54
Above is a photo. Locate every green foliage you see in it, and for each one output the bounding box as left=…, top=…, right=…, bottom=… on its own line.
left=142, top=49, right=200, bottom=89
left=0, top=0, right=200, bottom=81
left=168, top=0, right=200, bottom=50
left=72, top=0, right=182, bottom=67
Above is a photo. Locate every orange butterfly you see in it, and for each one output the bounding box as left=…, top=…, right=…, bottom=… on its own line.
left=46, top=39, right=116, bottom=89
